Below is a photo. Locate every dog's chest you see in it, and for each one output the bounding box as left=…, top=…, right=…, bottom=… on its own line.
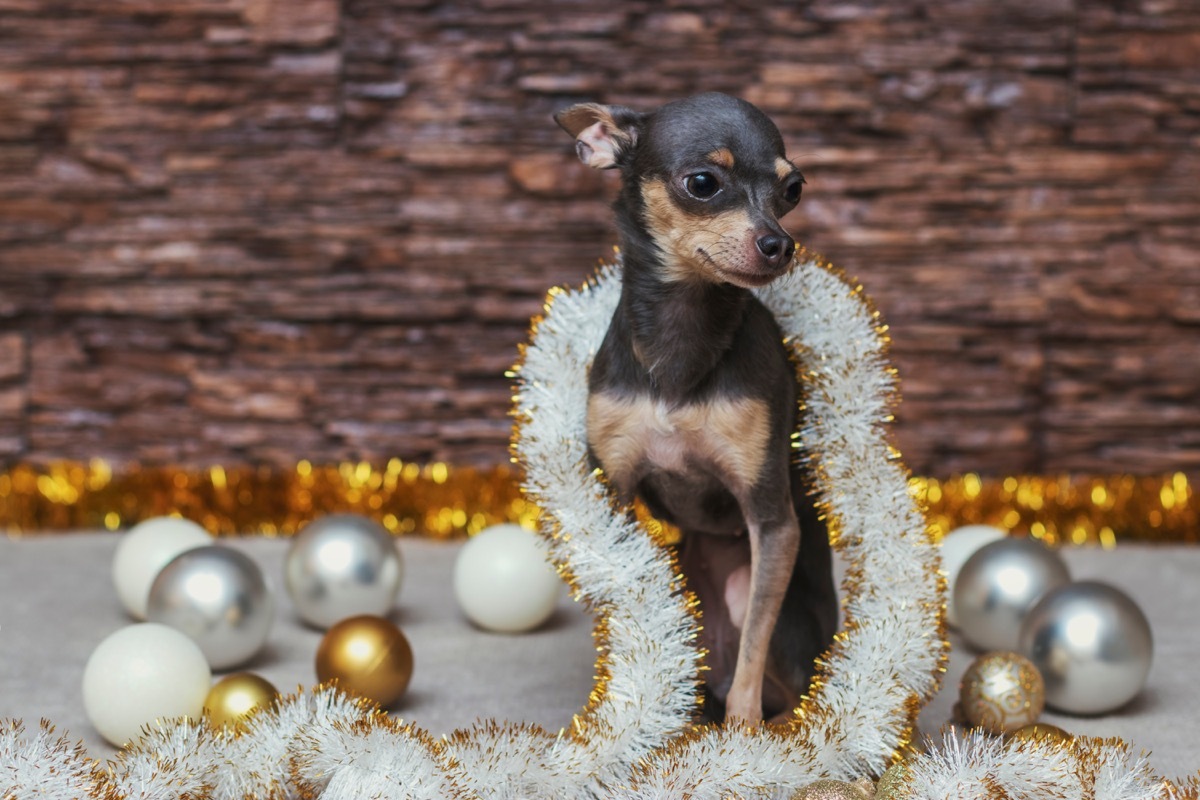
left=586, top=392, right=771, bottom=493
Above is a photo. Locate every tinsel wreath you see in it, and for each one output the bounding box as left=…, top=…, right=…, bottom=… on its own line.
left=2, top=254, right=1192, bottom=800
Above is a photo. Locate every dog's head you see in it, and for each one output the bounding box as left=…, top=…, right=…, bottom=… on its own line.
left=556, top=93, right=804, bottom=289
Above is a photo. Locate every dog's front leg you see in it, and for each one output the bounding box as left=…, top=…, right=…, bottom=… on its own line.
left=724, top=507, right=801, bottom=724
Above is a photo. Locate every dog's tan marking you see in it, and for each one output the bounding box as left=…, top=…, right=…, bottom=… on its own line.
left=558, top=103, right=637, bottom=169
left=587, top=393, right=651, bottom=489
left=707, top=147, right=735, bottom=170
left=775, top=157, right=795, bottom=181
left=641, top=179, right=756, bottom=284
left=588, top=392, right=771, bottom=493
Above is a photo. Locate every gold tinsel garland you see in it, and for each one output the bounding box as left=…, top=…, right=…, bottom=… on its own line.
left=0, top=460, right=1196, bottom=544
left=0, top=459, right=534, bottom=538
left=920, top=471, right=1197, bottom=546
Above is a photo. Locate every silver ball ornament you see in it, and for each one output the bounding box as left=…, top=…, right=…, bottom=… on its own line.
left=284, top=514, right=404, bottom=629
left=111, top=516, right=212, bottom=620
left=954, top=537, right=1070, bottom=651
left=939, top=524, right=1006, bottom=628
left=1018, top=580, right=1152, bottom=715
left=146, top=545, right=275, bottom=670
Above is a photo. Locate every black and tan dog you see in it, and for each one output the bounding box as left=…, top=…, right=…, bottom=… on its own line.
left=555, top=92, right=838, bottom=724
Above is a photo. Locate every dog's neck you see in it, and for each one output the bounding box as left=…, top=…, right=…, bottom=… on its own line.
left=613, top=199, right=751, bottom=399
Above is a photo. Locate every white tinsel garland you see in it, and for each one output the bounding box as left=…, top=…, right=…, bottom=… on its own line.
left=0, top=720, right=94, bottom=799
left=1, top=255, right=1192, bottom=800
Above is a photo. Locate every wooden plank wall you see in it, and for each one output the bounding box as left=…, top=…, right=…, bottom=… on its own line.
left=1, top=0, right=1197, bottom=477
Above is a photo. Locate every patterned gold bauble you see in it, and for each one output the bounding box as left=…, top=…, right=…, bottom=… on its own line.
left=203, top=672, right=279, bottom=731
left=315, top=614, right=413, bottom=707
left=791, top=778, right=872, bottom=800
left=959, top=651, right=1045, bottom=734
left=875, top=761, right=912, bottom=800
left=1009, top=722, right=1073, bottom=746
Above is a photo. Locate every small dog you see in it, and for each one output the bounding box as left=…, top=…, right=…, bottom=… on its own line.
left=556, top=93, right=838, bottom=724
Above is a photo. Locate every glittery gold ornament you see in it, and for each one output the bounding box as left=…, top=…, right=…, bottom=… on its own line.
left=1009, top=722, right=1073, bottom=746
left=959, top=651, right=1045, bottom=734
left=875, top=761, right=912, bottom=800
left=315, top=614, right=413, bottom=707
left=791, top=779, right=872, bottom=800
left=203, top=672, right=279, bottom=731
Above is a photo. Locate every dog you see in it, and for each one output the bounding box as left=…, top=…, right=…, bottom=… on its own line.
left=555, top=92, right=838, bottom=725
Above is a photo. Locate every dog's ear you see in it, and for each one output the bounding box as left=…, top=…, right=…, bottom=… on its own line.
left=554, top=103, right=644, bottom=170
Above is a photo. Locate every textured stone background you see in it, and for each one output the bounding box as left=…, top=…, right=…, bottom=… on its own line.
left=0, top=0, right=1197, bottom=476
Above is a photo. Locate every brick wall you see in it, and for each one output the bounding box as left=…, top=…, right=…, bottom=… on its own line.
left=1, top=0, right=1197, bottom=476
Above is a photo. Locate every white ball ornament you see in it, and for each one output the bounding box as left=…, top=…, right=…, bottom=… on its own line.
left=1019, top=580, right=1153, bottom=714
left=112, top=516, right=212, bottom=620
left=147, top=545, right=275, bottom=669
left=953, top=537, right=1070, bottom=652
left=82, top=623, right=212, bottom=747
left=284, top=514, right=405, bottom=629
left=939, top=524, right=1007, bottom=627
left=454, top=524, right=562, bottom=633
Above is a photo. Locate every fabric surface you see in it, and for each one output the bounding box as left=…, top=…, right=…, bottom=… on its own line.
left=0, top=533, right=1196, bottom=779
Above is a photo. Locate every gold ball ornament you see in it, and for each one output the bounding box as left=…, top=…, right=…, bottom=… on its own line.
left=875, top=761, right=912, bottom=800
left=1009, top=722, right=1073, bottom=746
left=203, top=672, right=279, bottom=731
left=315, top=614, right=413, bottom=707
left=959, top=651, right=1045, bottom=734
left=791, top=779, right=873, bottom=800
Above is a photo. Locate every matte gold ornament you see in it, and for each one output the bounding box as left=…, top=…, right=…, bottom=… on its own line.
left=959, top=651, right=1045, bottom=734
left=875, top=761, right=912, bottom=800
left=1009, top=722, right=1073, bottom=746
left=315, top=614, right=413, bottom=707
left=792, top=779, right=873, bottom=800
left=203, top=672, right=279, bottom=730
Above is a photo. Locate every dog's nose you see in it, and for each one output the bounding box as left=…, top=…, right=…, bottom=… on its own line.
left=755, top=233, right=795, bottom=270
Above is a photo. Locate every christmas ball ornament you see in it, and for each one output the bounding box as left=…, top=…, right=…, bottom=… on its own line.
left=453, top=523, right=562, bottom=633
left=82, top=622, right=212, bottom=747
left=939, top=524, right=1006, bottom=627
left=875, top=761, right=912, bottom=800
left=315, top=614, right=413, bottom=707
left=959, top=651, right=1045, bottom=734
left=284, top=514, right=404, bottom=629
left=147, top=545, right=275, bottom=669
left=1009, top=722, right=1073, bottom=745
left=791, top=779, right=872, bottom=800
left=112, top=516, right=211, bottom=619
left=1018, top=580, right=1152, bottom=715
left=203, top=672, right=279, bottom=731
left=954, top=537, right=1070, bottom=651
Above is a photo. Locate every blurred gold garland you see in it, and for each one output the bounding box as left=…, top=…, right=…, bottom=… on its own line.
left=920, top=471, right=1196, bottom=546
left=0, top=459, right=533, bottom=539
left=0, top=460, right=1196, bottom=544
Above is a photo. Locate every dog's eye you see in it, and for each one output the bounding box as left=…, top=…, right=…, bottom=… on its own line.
left=684, top=172, right=721, bottom=200
left=783, top=177, right=803, bottom=205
